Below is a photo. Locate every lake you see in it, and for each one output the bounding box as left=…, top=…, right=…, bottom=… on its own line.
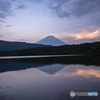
left=0, top=55, right=100, bottom=100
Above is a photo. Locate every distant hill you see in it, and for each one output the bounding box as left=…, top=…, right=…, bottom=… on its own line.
left=0, top=40, right=50, bottom=51
left=37, top=35, right=66, bottom=46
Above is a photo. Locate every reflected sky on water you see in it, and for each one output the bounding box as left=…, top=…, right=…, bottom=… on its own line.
left=0, top=56, right=100, bottom=100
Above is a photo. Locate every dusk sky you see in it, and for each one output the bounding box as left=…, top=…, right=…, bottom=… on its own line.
left=0, top=0, right=100, bottom=44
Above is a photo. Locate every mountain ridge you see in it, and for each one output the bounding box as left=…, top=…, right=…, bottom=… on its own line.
left=0, top=40, right=50, bottom=51
left=37, top=35, right=66, bottom=46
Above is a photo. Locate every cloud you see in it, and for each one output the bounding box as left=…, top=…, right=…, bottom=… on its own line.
left=0, top=0, right=12, bottom=18
left=0, top=13, right=6, bottom=18
left=47, top=0, right=100, bottom=18
left=18, top=39, right=27, bottom=41
left=0, top=20, right=5, bottom=22
left=15, top=5, right=26, bottom=9
left=0, top=0, right=26, bottom=18
left=60, top=29, right=100, bottom=40
left=0, top=0, right=11, bottom=12
left=53, top=27, right=100, bottom=44
left=6, top=25, right=12, bottom=27
left=28, top=0, right=43, bottom=3
left=71, top=0, right=100, bottom=17
left=0, top=34, right=3, bottom=37
left=75, top=24, right=82, bottom=27
left=0, top=0, right=100, bottom=19
left=48, top=0, right=70, bottom=18
left=49, top=4, right=70, bottom=18
left=59, top=35, right=100, bottom=44
left=77, top=29, right=99, bottom=40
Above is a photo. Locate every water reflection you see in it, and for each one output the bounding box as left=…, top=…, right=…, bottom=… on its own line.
left=54, top=65, right=100, bottom=78
left=0, top=55, right=100, bottom=73
left=0, top=55, right=100, bottom=100
left=38, top=64, right=66, bottom=74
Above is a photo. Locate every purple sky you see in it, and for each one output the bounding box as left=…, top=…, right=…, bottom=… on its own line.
left=0, top=0, right=100, bottom=44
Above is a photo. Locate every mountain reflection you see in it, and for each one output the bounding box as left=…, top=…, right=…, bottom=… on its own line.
left=38, top=64, right=66, bottom=74
left=0, top=55, right=100, bottom=73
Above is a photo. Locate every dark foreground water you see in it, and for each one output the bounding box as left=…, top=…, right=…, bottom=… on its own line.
left=0, top=55, right=100, bottom=100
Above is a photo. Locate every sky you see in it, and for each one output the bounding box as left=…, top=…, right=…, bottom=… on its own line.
left=0, top=0, right=100, bottom=44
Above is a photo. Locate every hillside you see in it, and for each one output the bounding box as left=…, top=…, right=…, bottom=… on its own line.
left=0, top=40, right=50, bottom=51
left=0, top=41, right=100, bottom=56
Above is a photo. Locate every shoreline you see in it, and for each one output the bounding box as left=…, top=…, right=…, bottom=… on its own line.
left=0, top=54, right=85, bottom=59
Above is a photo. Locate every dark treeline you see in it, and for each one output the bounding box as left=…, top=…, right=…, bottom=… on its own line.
left=0, top=41, right=100, bottom=56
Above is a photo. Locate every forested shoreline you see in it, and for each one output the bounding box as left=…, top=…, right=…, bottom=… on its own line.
left=0, top=41, right=100, bottom=56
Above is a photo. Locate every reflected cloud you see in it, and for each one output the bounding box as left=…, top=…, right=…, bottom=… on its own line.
left=76, top=69, right=100, bottom=78
left=0, top=92, right=6, bottom=95
left=0, top=87, right=2, bottom=89
left=6, top=86, right=12, bottom=89
left=55, top=65, right=100, bottom=78
left=0, top=95, right=7, bottom=100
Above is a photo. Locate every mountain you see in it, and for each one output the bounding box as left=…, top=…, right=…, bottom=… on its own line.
left=0, top=40, right=50, bottom=51
left=37, top=35, right=66, bottom=46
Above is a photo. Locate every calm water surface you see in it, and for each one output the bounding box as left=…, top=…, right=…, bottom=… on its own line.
left=0, top=55, right=100, bottom=100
